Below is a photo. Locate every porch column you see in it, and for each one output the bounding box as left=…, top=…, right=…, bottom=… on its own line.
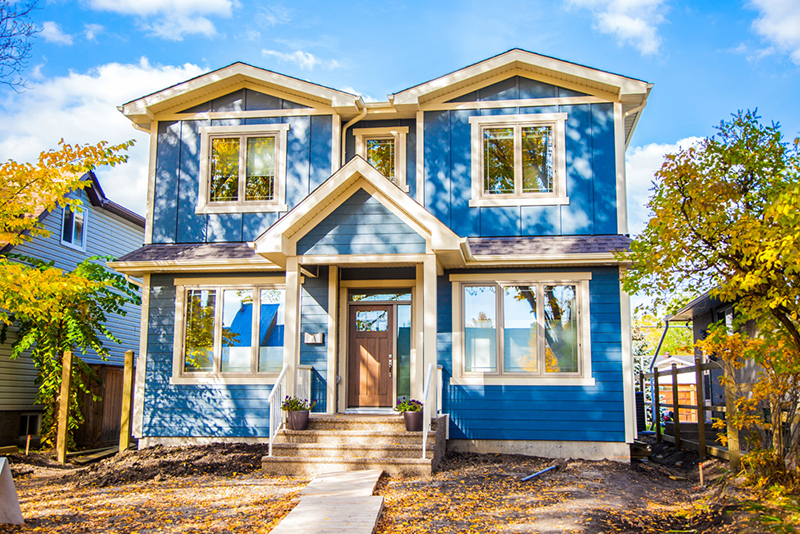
left=423, top=254, right=438, bottom=410
left=284, top=256, right=302, bottom=396
left=326, top=266, right=339, bottom=414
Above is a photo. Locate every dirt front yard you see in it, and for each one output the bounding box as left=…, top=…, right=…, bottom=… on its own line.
left=0, top=439, right=772, bottom=533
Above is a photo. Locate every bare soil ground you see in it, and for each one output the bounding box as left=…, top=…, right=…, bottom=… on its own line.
left=0, top=438, right=772, bottom=533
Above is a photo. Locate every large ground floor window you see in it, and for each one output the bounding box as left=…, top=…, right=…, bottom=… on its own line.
left=451, top=273, right=595, bottom=386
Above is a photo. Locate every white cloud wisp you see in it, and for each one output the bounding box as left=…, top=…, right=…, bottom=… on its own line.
left=568, top=0, right=668, bottom=55
left=750, top=0, right=800, bottom=64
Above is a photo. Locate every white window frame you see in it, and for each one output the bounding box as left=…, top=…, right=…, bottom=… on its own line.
left=468, top=113, right=569, bottom=207
left=197, top=124, right=290, bottom=214
left=60, top=205, right=88, bottom=252
left=171, top=276, right=287, bottom=384
left=450, top=273, right=594, bottom=386
left=354, top=126, right=409, bottom=192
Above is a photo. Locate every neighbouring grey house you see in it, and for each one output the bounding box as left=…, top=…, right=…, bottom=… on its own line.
left=0, top=172, right=145, bottom=448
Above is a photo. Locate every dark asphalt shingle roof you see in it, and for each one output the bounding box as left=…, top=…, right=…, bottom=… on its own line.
left=467, top=236, right=631, bottom=256
left=116, top=243, right=262, bottom=263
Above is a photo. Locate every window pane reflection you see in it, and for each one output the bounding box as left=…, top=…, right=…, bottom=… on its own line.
left=544, top=285, right=578, bottom=373
left=503, top=286, right=538, bottom=373
left=464, top=286, right=496, bottom=372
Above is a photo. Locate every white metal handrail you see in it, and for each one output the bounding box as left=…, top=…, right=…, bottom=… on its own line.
left=268, top=363, right=289, bottom=457
left=421, top=363, right=435, bottom=459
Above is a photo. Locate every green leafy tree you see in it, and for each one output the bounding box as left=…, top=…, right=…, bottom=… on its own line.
left=0, top=255, right=140, bottom=447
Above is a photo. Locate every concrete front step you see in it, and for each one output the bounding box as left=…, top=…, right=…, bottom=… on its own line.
left=262, top=455, right=434, bottom=477
left=303, top=414, right=438, bottom=432
left=272, top=441, right=435, bottom=459
left=276, top=429, right=436, bottom=446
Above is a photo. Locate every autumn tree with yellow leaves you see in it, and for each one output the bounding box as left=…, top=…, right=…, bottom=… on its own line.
left=0, top=140, right=139, bottom=447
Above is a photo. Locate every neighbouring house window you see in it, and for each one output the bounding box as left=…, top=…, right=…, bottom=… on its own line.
left=468, top=113, right=568, bottom=207
left=451, top=273, right=593, bottom=386
left=354, top=126, right=409, bottom=191
left=61, top=205, right=87, bottom=250
left=197, top=124, right=290, bottom=214
left=176, top=282, right=286, bottom=380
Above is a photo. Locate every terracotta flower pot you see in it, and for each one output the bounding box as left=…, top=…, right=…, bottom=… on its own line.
left=403, top=410, right=423, bottom=432
left=287, top=410, right=310, bottom=430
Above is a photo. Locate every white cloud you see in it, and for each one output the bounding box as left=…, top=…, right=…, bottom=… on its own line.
left=84, top=23, right=104, bottom=41
left=625, top=137, right=702, bottom=235
left=262, top=49, right=340, bottom=71
left=85, top=0, right=235, bottom=40
left=567, top=0, right=668, bottom=55
left=338, top=86, right=378, bottom=103
left=40, top=21, right=74, bottom=45
left=0, top=58, right=207, bottom=215
left=258, top=5, right=291, bottom=26
left=749, top=0, right=800, bottom=64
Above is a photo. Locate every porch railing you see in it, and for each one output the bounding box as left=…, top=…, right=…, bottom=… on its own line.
left=421, top=363, right=435, bottom=459
left=268, top=363, right=289, bottom=457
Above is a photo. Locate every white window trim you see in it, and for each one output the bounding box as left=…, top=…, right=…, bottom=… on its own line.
left=450, top=272, right=594, bottom=386
left=354, top=126, right=409, bottom=192
left=468, top=113, right=568, bottom=207
left=60, top=205, right=88, bottom=252
left=171, top=277, right=286, bottom=385
left=196, top=124, right=290, bottom=214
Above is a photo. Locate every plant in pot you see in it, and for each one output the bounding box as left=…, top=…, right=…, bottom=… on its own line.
left=281, top=396, right=317, bottom=430
left=394, top=396, right=424, bottom=431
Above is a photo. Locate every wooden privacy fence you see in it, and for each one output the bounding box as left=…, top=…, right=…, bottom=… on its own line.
left=641, top=356, right=741, bottom=470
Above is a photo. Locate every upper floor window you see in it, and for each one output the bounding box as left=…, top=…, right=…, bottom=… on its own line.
left=468, top=113, right=568, bottom=207
left=197, top=124, right=290, bottom=214
left=61, top=205, right=87, bottom=251
left=354, top=126, right=409, bottom=192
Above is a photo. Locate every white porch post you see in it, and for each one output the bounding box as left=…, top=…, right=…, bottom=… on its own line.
left=413, top=264, right=424, bottom=401
left=326, top=266, right=339, bottom=414
left=284, top=256, right=301, bottom=397
left=423, top=254, right=438, bottom=409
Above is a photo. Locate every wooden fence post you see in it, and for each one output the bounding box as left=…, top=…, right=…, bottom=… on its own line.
left=119, top=350, right=135, bottom=452
left=56, top=351, right=73, bottom=464
left=672, top=363, right=681, bottom=449
left=724, top=364, right=741, bottom=472
left=694, top=356, right=706, bottom=461
left=654, top=369, right=661, bottom=442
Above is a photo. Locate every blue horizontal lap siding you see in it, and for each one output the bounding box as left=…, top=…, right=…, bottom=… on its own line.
left=440, top=267, right=626, bottom=443
left=152, top=89, right=333, bottom=244
left=296, top=189, right=426, bottom=255
left=142, top=275, right=275, bottom=438
left=425, top=75, right=617, bottom=238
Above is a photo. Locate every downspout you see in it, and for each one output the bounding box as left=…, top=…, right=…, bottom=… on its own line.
left=340, top=100, right=368, bottom=166
left=649, top=319, right=671, bottom=428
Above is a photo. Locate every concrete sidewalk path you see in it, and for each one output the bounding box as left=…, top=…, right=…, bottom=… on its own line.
left=270, top=469, right=384, bottom=534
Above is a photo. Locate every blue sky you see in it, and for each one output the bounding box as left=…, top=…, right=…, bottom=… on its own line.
left=1, top=0, right=799, bottom=235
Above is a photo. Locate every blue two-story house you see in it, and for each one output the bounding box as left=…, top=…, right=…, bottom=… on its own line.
left=112, top=49, right=651, bottom=463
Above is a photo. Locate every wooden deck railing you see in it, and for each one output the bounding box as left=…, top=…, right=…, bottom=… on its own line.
left=641, top=356, right=740, bottom=467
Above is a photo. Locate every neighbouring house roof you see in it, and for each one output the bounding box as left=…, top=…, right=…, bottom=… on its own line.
left=666, top=291, right=723, bottom=322
left=1, top=171, right=144, bottom=253
left=119, top=62, right=364, bottom=131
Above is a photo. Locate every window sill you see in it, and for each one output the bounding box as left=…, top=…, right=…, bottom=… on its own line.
left=195, top=203, right=289, bottom=215
left=60, top=240, right=86, bottom=252
left=469, top=196, right=570, bottom=208
left=449, top=375, right=595, bottom=387
left=170, top=375, right=281, bottom=385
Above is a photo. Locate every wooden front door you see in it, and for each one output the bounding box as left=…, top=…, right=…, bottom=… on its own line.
left=348, top=305, right=393, bottom=407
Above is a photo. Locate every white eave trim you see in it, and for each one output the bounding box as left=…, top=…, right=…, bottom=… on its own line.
left=108, top=258, right=281, bottom=275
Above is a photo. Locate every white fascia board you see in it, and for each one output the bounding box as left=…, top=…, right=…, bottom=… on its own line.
left=107, top=258, right=281, bottom=275
left=120, top=62, right=360, bottom=123
left=392, top=49, right=649, bottom=106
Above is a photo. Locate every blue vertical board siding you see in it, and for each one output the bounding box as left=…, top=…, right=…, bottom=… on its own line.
left=207, top=213, right=243, bottom=242
left=437, top=275, right=453, bottom=374
left=242, top=212, right=280, bottom=242
left=424, top=111, right=451, bottom=228
left=446, top=77, right=588, bottom=103
left=560, top=104, right=594, bottom=235
left=480, top=207, right=520, bottom=236
left=296, top=189, right=426, bottom=255
left=176, top=119, right=209, bottom=243
left=286, top=115, right=311, bottom=208
left=521, top=206, right=561, bottom=235
left=449, top=110, right=480, bottom=237
left=211, top=89, right=244, bottom=112
left=441, top=267, right=625, bottom=443
left=591, top=103, right=617, bottom=234
left=142, top=275, right=277, bottom=438
left=244, top=89, right=281, bottom=110
left=480, top=77, right=518, bottom=100
left=152, top=121, right=181, bottom=243
left=309, top=115, right=333, bottom=190
left=299, top=271, right=329, bottom=412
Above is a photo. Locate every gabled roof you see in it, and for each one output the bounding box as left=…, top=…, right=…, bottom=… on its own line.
left=119, top=62, right=363, bottom=130
left=251, top=157, right=464, bottom=268
left=390, top=49, right=652, bottom=145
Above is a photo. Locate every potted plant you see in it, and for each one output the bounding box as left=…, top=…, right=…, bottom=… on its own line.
left=394, top=396, right=424, bottom=431
left=281, top=396, right=316, bottom=430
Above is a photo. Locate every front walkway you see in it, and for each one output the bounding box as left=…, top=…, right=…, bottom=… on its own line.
left=269, top=469, right=384, bottom=534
